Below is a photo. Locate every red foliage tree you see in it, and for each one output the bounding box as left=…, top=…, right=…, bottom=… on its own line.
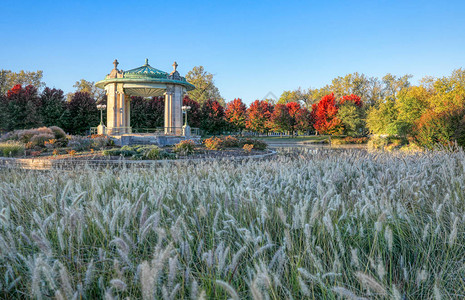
left=286, top=102, right=301, bottom=118
left=183, top=95, right=201, bottom=128
left=246, top=100, right=274, bottom=133
left=225, top=98, right=247, bottom=132
left=339, top=94, right=362, bottom=107
left=294, top=107, right=314, bottom=133
left=2, top=84, right=42, bottom=131
left=201, top=99, right=226, bottom=134
left=270, top=103, right=292, bottom=133
left=312, top=93, right=343, bottom=134
left=286, top=101, right=302, bottom=133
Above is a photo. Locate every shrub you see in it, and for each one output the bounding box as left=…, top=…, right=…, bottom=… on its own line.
left=144, top=147, right=161, bottom=160
left=221, top=135, right=240, bottom=147
left=243, top=144, right=254, bottom=153
left=44, top=139, right=58, bottom=150
left=68, top=136, right=92, bottom=151
left=30, top=133, right=55, bottom=147
left=0, top=141, right=25, bottom=157
left=331, top=136, right=369, bottom=145
left=414, top=109, right=465, bottom=149
left=103, top=145, right=172, bottom=160
left=367, top=136, right=388, bottom=150
left=49, top=126, right=67, bottom=140
left=1, top=126, right=68, bottom=147
left=174, top=140, right=196, bottom=156
left=90, top=135, right=111, bottom=150
left=204, top=137, right=223, bottom=150
left=238, top=138, right=267, bottom=150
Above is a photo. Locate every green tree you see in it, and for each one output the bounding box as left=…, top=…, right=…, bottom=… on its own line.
left=40, top=87, right=66, bottom=127
left=428, top=68, right=465, bottom=113
left=185, top=66, right=224, bottom=106
left=64, top=92, right=99, bottom=134
left=338, top=101, right=364, bottom=136
left=69, top=79, right=105, bottom=101
left=366, top=100, right=399, bottom=135
left=394, top=86, right=431, bottom=135
left=0, top=70, right=44, bottom=95
left=278, top=89, right=303, bottom=104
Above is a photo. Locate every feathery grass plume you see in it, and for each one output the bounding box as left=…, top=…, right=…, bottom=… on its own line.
left=384, top=226, right=393, bottom=252
left=190, top=279, right=198, bottom=300
left=416, top=267, right=429, bottom=287
left=351, top=248, right=360, bottom=268
left=59, top=263, right=74, bottom=298
left=448, top=216, right=459, bottom=247
left=391, top=285, right=402, bottom=300
left=355, top=272, right=387, bottom=296
left=215, top=280, right=240, bottom=300
left=110, top=279, right=127, bottom=291
left=434, top=283, right=442, bottom=300
left=332, top=286, right=368, bottom=300
left=84, top=259, right=94, bottom=290
left=323, top=212, right=334, bottom=237
left=422, top=223, right=430, bottom=242
left=104, top=288, right=115, bottom=300
left=198, top=290, right=207, bottom=300
left=298, top=276, right=310, bottom=296
left=55, top=290, right=65, bottom=300
left=376, top=259, right=386, bottom=281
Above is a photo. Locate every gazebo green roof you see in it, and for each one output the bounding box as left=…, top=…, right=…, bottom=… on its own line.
left=124, top=59, right=168, bottom=79
left=95, top=59, right=195, bottom=92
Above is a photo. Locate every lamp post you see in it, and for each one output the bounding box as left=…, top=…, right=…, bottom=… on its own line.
left=182, top=105, right=191, bottom=126
left=97, top=104, right=107, bottom=125
left=96, top=103, right=107, bottom=135
left=182, top=105, right=191, bottom=137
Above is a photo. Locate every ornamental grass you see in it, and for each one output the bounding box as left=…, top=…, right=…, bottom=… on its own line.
left=0, top=148, right=464, bottom=298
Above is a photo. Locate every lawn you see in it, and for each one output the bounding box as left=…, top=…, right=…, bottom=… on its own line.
left=0, top=148, right=463, bottom=299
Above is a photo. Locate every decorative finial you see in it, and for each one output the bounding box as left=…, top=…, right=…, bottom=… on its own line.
left=145, top=58, right=149, bottom=66
left=113, top=59, right=119, bottom=70
left=173, top=61, right=178, bottom=72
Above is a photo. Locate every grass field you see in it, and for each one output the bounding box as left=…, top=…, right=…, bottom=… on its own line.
left=0, top=148, right=464, bottom=299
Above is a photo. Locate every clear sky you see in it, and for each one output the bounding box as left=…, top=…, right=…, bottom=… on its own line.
left=1, top=0, right=464, bottom=104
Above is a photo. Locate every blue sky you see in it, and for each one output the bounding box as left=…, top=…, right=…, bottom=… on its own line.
left=1, top=0, right=464, bottom=104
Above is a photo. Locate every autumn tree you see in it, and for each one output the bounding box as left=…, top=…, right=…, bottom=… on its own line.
left=1, top=85, right=42, bottom=131
left=246, top=100, right=273, bottom=134
left=294, top=107, right=314, bottom=133
left=224, top=98, right=247, bottom=132
left=200, top=99, right=226, bottom=134
left=185, top=66, right=224, bottom=106
left=270, top=104, right=292, bottom=133
left=312, top=93, right=343, bottom=135
left=0, top=70, right=44, bottom=96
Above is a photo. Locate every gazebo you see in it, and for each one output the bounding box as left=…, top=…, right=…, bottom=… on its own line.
left=95, top=59, right=195, bottom=136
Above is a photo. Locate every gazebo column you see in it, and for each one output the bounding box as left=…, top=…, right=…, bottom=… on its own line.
left=164, top=85, right=184, bottom=135
left=105, top=83, right=118, bottom=135
left=164, top=87, right=174, bottom=134
left=125, top=95, right=131, bottom=133
left=173, top=85, right=184, bottom=135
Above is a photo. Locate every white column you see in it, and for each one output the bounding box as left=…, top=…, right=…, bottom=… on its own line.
left=126, top=96, right=131, bottom=131
left=164, top=90, right=173, bottom=134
